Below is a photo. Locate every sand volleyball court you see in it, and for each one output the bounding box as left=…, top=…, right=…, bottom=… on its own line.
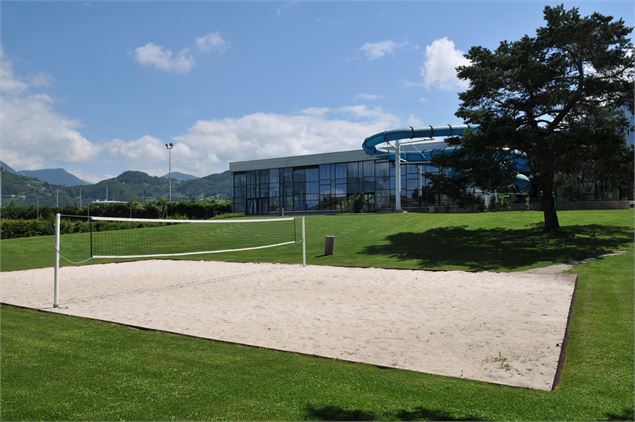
left=0, top=260, right=576, bottom=390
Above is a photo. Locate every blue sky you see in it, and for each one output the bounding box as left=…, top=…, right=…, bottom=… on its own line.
left=1, top=1, right=633, bottom=181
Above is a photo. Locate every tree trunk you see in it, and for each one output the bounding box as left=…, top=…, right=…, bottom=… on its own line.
left=541, top=177, right=560, bottom=232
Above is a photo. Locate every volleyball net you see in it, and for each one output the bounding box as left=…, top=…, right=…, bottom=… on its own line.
left=52, top=214, right=306, bottom=307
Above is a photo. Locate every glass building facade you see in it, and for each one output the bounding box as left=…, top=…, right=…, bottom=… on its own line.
left=231, top=151, right=442, bottom=215
left=230, top=145, right=633, bottom=215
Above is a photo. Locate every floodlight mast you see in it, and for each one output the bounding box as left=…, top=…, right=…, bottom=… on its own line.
left=165, top=143, right=174, bottom=203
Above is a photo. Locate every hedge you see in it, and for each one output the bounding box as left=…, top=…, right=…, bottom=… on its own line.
left=1, top=219, right=185, bottom=240
left=1, top=199, right=231, bottom=221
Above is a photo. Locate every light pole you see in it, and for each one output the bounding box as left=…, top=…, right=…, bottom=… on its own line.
left=165, top=143, right=174, bottom=203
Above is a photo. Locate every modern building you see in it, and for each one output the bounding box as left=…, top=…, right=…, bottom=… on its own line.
left=230, top=118, right=634, bottom=215
left=229, top=142, right=448, bottom=215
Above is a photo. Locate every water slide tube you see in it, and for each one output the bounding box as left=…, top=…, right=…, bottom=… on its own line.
left=362, top=125, right=531, bottom=193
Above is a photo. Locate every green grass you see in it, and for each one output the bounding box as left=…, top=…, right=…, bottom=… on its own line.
left=2, top=210, right=633, bottom=272
left=1, top=210, right=633, bottom=420
left=2, top=247, right=632, bottom=420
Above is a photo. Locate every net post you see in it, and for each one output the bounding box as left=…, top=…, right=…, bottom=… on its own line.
left=53, top=213, right=60, bottom=308
left=89, top=217, right=93, bottom=257
left=395, top=139, right=402, bottom=212
left=301, top=216, right=306, bottom=266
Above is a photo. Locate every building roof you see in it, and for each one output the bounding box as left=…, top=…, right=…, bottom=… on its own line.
left=229, top=140, right=451, bottom=172
left=229, top=149, right=375, bottom=172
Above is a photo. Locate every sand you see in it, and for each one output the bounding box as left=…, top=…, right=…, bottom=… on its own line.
left=0, top=260, right=576, bottom=390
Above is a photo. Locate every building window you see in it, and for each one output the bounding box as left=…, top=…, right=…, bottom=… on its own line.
left=362, top=160, right=375, bottom=193
left=281, top=168, right=293, bottom=211
left=233, top=173, right=246, bottom=213
left=335, top=163, right=347, bottom=180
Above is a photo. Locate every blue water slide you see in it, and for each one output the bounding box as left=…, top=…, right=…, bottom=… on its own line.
left=362, top=124, right=532, bottom=193
left=362, top=124, right=478, bottom=162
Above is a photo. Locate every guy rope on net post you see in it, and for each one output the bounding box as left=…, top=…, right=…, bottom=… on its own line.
left=53, top=212, right=60, bottom=308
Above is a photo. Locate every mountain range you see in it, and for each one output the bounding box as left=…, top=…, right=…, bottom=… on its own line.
left=1, top=162, right=231, bottom=207
left=161, top=171, right=199, bottom=181
left=0, top=160, right=17, bottom=174
left=18, top=168, right=90, bottom=186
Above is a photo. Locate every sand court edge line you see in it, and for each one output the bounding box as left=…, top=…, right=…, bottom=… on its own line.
left=0, top=260, right=576, bottom=390
left=0, top=302, right=553, bottom=392
left=551, top=274, right=579, bottom=390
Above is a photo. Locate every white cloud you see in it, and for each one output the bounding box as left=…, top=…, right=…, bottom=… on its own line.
left=0, top=46, right=28, bottom=94
left=339, top=105, right=389, bottom=119
left=1, top=51, right=405, bottom=177
left=134, top=43, right=194, bottom=74
left=300, top=107, right=331, bottom=117
left=420, top=37, right=470, bottom=91
left=0, top=46, right=54, bottom=94
left=0, top=93, right=98, bottom=169
left=174, top=106, right=402, bottom=173
left=0, top=47, right=112, bottom=179
left=25, top=72, right=54, bottom=88
left=1, top=96, right=408, bottom=178
left=103, top=135, right=166, bottom=162
left=0, top=46, right=99, bottom=171
left=99, top=135, right=201, bottom=177
left=0, top=45, right=411, bottom=180
left=134, top=32, right=229, bottom=74
left=359, top=40, right=405, bottom=60
left=195, top=32, right=229, bottom=53
left=354, top=93, right=384, bottom=102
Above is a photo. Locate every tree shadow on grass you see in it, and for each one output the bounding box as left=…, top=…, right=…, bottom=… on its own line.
left=304, top=404, right=484, bottom=421
left=362, top=224, right=632, bottom=271
left=304, top=404, right=376, bottom=421
left=395, top=407, right=484, bottom=421
left=605, top=407, right=634, bottom=421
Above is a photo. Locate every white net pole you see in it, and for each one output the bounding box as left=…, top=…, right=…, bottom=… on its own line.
left=53, top=212, right=60, bottom=308
left=395, top=140, right=402, bottom=212
left=302, top=216, right=306, bottom=266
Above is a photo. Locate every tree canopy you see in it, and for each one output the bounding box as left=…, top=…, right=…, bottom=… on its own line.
left=433, top=5, right=634, bottom=231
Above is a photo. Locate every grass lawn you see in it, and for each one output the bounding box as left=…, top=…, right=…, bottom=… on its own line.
left=2, top=209, right=633, bottom=272
left=1, top=210, right=633, bottom=420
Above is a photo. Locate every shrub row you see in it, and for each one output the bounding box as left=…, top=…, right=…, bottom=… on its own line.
left=1, top=219, right=91, bottom=239
left=1, top=199, right=231, bottom=221
left=0, top=219, right=170, bottom=240
left=1, top=219, right=57, bottom=239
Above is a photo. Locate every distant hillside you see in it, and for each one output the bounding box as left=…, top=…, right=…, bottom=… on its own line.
left=1, top=168, right=72, bottom=206
left=68, top=171, right=171, bottom=202
left=0, top=160, right=17, bottom=174
left=177, top=170, right=232, bottom=200
left=162, top=171, right=199, bottom=181
left=1, top=168, right=231, bottom=207
left=18, top=168, right=89, bottom=186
